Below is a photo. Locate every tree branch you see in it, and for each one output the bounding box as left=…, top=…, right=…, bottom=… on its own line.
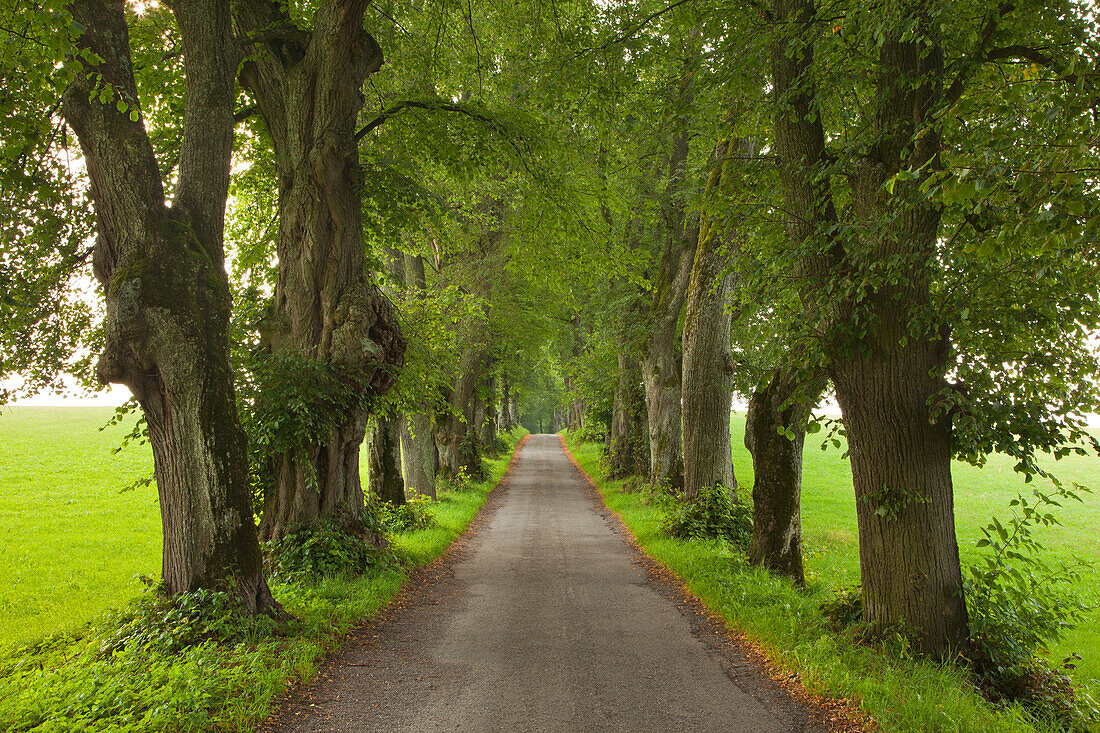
left=985, top=44, right=1055, bottom=68
left=355, top=99, right=504, bottom=140
left=575, top=0, right=697, bottom=56
left=233, top=105, right=259, bottom=123
left=943, top=1, right=1017, bottom=107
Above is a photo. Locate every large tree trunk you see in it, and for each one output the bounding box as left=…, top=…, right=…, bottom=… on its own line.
left=399, top=252, right=437, bottom=498
left=435, top=346, right=488, bottom=480
left=641, top=237, right=695, bottom=489
left=832, top=334, right=966, bottom=655
left=837, top=29, right=966, bottom=660
left=62, top=0, right=274, bottom=611
left=640, top=47, right=698, bottom=490
left=478, top=373, right=498, bottom=450
left=400, top=412, right=436, bottom=499
left=771, top=0, right=967, bottom=656
left=367, top=415, right=405, bottom=505
left=607, top=352, right=648, bottom=479
left=565, top=314, right=586, bottom=432
left=508, top=395, right=520, bottom=429
left=681, top=138, right=743, bottom=499
left=499, top=372, right=517, bottom=431
left=744, top=370, right=824, bottom=585
left=236, top=0, right=405, bottom=540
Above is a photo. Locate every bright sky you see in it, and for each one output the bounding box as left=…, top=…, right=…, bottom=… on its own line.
left=3, top=375, right=130, bottom=407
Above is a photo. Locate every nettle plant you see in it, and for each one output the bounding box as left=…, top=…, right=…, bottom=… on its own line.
left=236, top=349, right=379, bottom=504
left=965, top=481, right=1099, bottom=727
left=659, top=483, right=753, bottom=552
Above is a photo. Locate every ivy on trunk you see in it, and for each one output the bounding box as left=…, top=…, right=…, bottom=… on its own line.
left=235, top=0, right=406, bottom=540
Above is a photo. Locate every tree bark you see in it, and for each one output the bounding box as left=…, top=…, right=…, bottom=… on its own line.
left=607, top=351, right=649, bottom=479
left=508, top=395, right=520, bottom=429
left=499, top=372, right=517, bottom=431
left=62, top=0, right=274, bottom=611
left=400, top=412, right=436, bottom=499
left=837, top=26, right=966, bottom=661
left=744, top=369, right=824, bottom=585
left=771, top=0, right=967, bottom=656
left=367, top=414, right=405, bottom=505
left=640, top=51, right=698, bottom=490
left=681, top=138, right=744, bottom=499
left=236, top=0, right=406, bottom=540
left=435, top=346, right=489, bottom=480
left=478, top=373, right=498, bottom=450
left=399, top=252, right=437, bottom=498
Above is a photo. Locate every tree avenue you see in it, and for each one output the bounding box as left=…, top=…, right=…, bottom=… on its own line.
left=2, top=0, right=1099, bottom=717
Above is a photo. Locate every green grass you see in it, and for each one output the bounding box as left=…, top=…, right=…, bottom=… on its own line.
left=726, top=413, right=1099, bottom=690
left=0, top=406, right=526, bottom=731
left=0, top=407, right=159, bottom=646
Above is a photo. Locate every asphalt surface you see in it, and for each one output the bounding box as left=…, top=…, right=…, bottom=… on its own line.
left=267, top=434, right=831, bottom=732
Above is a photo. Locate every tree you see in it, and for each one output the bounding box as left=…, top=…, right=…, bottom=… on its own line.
left=58, top=0, right=274, bottom=610
left=639, top=44, right=699, bottom=491
left=764, top=0, right=1100, bottom=655
left=367, top=413, right=406, bottom=505
left=743, top=367, right=824, bottom=585
left=680, top=135, right=742, bottom=499
left=233, top=0, right=406, bottom=540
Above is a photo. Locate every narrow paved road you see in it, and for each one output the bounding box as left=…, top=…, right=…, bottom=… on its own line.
left=269, top=434, right=830, bottom=732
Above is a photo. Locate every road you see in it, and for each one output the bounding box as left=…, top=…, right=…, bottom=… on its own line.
left=268, top=434, right=831, bottom=732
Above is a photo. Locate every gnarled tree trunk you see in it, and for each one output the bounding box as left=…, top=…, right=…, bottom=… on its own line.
left=435, top=346, right=489, bottom=480
left=62, top=0, right=274, bottom=611
left=640, top=47, right=698, bottom=490
left=399, top=252, right=437, bottom=498
left=400, top=412, right=436, bottom=499
left=478, top=373, right=498, bottom=451
left=236, top=0, right=405, bottom=540
left=744, top=369, right=824, bottom=585
left=607, top=352, right=649, bottom=479
left=641, top=234, right=695, bottom=490
left=499, top=372, right=518, bottom=431
left=681, top=138, right=744, bottom=499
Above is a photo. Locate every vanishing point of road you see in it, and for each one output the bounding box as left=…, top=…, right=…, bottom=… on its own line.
left=268, top=434, right=835, bottom=732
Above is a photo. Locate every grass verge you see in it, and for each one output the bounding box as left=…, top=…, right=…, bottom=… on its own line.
left=0, top=428, right=527, bottom=733
left=564, top=433, right=1080, bottom=733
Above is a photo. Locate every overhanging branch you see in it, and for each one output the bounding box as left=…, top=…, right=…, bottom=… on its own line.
left=355, top=99, right=502, bottom=140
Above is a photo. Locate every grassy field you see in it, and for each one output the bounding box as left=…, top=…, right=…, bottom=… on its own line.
left=0, top=407, right=159, bottom=647
left=0, top=407, right=526, bottom=648
left=724, top=413, right=1100, bottom=689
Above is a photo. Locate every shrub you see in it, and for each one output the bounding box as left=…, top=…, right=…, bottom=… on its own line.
left=964, top=485, right=1099, bottom=729
left=90, top=580, right=258, bottom=657
left=437, top=467, right=475, bottom=493
left=370, top=494, right=436, bottom=533
left=265, top=518, right=391, bottom=581
left=660, top=483, right=752, bottom=551
left=819, top=585, right=863, bottom=631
